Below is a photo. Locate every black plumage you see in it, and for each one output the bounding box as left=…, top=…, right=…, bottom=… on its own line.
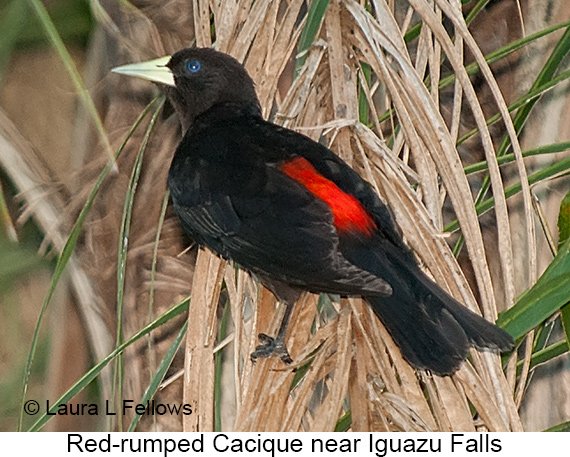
left=113, top=47, right=514, bottom=375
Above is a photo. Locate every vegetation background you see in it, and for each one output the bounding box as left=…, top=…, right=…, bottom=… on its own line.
left=1, top=0, right=570, bottom=432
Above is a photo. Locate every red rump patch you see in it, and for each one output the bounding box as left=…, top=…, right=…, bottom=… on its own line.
left=280, top=157, right=377, bottom=236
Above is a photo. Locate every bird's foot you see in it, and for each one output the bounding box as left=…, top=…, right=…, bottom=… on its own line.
left=250, top=333, right=293, bottom=365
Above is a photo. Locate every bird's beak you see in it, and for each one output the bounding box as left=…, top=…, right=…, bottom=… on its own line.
left=112, top=55, right=175, bottom=87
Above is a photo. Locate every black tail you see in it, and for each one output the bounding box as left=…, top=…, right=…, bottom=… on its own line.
left=364, top=264, right=514, bottom=376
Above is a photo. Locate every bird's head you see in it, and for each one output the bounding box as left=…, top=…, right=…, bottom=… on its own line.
left=113, top=47, right=261, bottom=130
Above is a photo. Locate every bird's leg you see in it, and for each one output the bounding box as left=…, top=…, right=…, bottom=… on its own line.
left=250, top=300, right=295, bottom=364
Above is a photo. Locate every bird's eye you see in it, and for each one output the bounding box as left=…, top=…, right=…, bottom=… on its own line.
left=186, top=60, right=201, bottom=73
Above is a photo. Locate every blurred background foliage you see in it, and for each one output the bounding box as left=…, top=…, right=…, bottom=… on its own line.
left=0, top=0, right=94, bottom=431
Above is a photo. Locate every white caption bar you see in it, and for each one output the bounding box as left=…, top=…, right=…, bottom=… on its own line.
left=4, top=432, right=556, bottom=457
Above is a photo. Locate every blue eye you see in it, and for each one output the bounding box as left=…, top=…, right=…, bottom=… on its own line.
left=186, top=60, right=201, bottom=73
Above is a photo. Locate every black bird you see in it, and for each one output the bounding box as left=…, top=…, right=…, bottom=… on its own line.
left=113, top=47, right=513, bottom=375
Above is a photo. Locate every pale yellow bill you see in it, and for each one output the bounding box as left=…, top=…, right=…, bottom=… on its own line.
left=112, top=55, right=175, bottom=87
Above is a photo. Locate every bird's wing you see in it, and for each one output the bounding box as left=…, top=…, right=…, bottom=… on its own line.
left=256, top=120, right=426, bottom=275
left=169, top=127, right=391, bottom=296
left=246, top=119, right=407, bottom=248
left=172, top=165, right=391, bottom=296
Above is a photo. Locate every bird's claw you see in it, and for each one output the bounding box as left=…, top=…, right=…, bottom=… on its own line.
left=250, top=333, right=293, bottom=364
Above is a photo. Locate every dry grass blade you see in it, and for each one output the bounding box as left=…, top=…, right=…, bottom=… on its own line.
left=340, top=8, right=520, bottom=422
left=410, top=0, right=519, bottom=315
left=350, top=299, right=437, bottom=431
left=0, top=109, right=113, bottom=392
left=436, top=0, right=536, bottom=289
left=193, top=0, right=212, bottom=48
left=347, top=1, right=496, bottom=315
left=369, top=387, right=433, bottom=432
left=310, top=310, right=352, bottom=431
left=235, top=293, right=317, bottom=431
left=324, top=0, right=357, bottom=163
left=281, top=327, right=336, bottom=431
left=454, top=364, right=512, bottom=431
left=183, top=249, right=224, bottom=431
left=201, top=0, right=520, bottom=431
left=432, top=375, right=475, bottom=431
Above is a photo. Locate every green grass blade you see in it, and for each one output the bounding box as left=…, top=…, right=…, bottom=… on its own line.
left=516, top=340, right=569, bottom=377
left=147, top=192, right=170, bottom=368
left=560, top=191, right=570, bottom=353
left=498, top=275, right=570, bottom=340
left=0, top=177, right=17, bottom=241
left=6, top=1, right=92, bottom=50
left=401, top=0, right=503, bottom=55
left=295, top=0, right=330, bottom=74
left=561, top=304, right=570, bottom=362
left=0, top=0, right=28, bottom=80
left=17, top=97, right=159, bottom=431
left=439, top=19, right=570, bottom=92
left=464, top=24, right=570, bottom=248
left=403, top=23, right=421, bottom=44
left=464, top=0, right=491, bottom=24
left=27, top=296, right=190, bottom=432
left=113, top=96, right=165, bottom=430
left=558, top=188, right=570, bottom=248
left=139, top=189, right=171, bottom=431
left=214, top=296, right=230, bottom=432
left=445, top=155, right=570, bottom=233
left=544, top=420, right=570, bottom=432
left=451, top=88, right=570, bottom=258
left=379, top=21, right=570, bottom=128
left=529, top=237, right=570, bottom=286
left=497, top=239, right=570, bottom=339
left=0, top=239, right=45, bottom=281
left=504, top=24, right=570, bottom=145
left=334, top=410, right=351, bottom=432
left=127, top=320, right=188, bottom=432
left=457, top=68, right=570, bottom=146
left=463, top=142, right=570, bottom=176
left=27, top=0, right=113, bottom=163
left=358, top=62, right=371, bottom=125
